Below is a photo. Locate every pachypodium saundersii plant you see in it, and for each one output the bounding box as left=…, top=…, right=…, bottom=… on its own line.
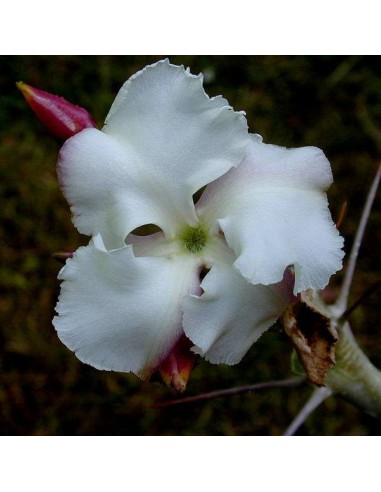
left=19, top=59, right=381, bottom=431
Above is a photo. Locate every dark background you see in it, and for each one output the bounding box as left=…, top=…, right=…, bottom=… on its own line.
left=1, top=55, right=380, bottom=435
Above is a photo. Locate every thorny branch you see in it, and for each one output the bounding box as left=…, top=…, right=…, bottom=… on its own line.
left=340, top=279, right=381, bottom=321
left=154, top=377, right=305, bottom=408
left=335, top=162, right=381, bottom=315
left=283, top=387, right=333, bottom=436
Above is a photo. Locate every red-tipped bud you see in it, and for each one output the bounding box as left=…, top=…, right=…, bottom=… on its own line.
left=158, top=336, right=197, bottom=393
left=17, top=81, right=97, bottom=139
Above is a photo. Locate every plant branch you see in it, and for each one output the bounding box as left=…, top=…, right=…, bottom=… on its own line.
left=336, top=162, right=381, bottom=314
left=283, top=386, right=333, bottom=436
left=153, top=376, right=305, bottom=408
left=340, top=279, right=381, bottom=321
left=357, top=97, right=381, bottom=153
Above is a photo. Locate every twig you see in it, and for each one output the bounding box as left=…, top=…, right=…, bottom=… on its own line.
left=322, top=56, right=361, bottom=92
left=336, top=201, right=348, bottom=230
left=153, top=376, right=305, bottom=408
left=283, top=386, right=333, bottom=436
left=357, top=98, right=381, bottom=153
left=340, top=279, right=381, bottom=321
left=335, top=162, right=381, bottom=315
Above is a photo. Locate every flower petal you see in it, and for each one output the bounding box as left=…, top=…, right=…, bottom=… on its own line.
left=58, top=59, right=249, bottom=248
left=58, top=129, right=173, bottom=249
left=53, top=235, right=201, bottom=377
left=197, top=138, right=344, bottom=294
left=182, top=262, right=292, bottom=365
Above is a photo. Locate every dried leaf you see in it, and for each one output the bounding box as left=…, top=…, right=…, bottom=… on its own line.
left=282, top=290, right=338, bottom=386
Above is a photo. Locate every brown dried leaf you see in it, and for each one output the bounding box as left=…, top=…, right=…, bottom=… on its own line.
left=282, top=290, right=338, bottom=386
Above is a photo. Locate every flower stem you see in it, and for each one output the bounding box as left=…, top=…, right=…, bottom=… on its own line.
left=325, top=321, right=381, bottom=417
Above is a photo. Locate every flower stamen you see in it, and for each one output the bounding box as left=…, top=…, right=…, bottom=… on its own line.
left=180, top=224, right=208, bottom=254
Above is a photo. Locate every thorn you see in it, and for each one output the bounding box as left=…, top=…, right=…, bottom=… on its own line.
left=52, top=251, right=73, bottom=263
left=336, top=200, right=348, bottom=229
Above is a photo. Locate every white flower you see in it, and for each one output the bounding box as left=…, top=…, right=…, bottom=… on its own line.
left=53, top=59, right=344, bottom=378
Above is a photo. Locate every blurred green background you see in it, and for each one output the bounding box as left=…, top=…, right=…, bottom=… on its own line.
left=1, top=55, right=380, bottom=435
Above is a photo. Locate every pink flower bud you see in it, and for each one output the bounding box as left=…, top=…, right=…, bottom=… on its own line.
left=17, top=81, right=97, bottom=139
left=158, top=336, right=197, bottom=392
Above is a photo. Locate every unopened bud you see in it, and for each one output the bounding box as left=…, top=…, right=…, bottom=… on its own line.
left=158, top=336, right=197, bottom=392
left=17, top=81, right=97, bottom=139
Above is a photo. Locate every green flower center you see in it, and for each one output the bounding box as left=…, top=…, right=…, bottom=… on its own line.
left=180, top=224, right=208, bottom=254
